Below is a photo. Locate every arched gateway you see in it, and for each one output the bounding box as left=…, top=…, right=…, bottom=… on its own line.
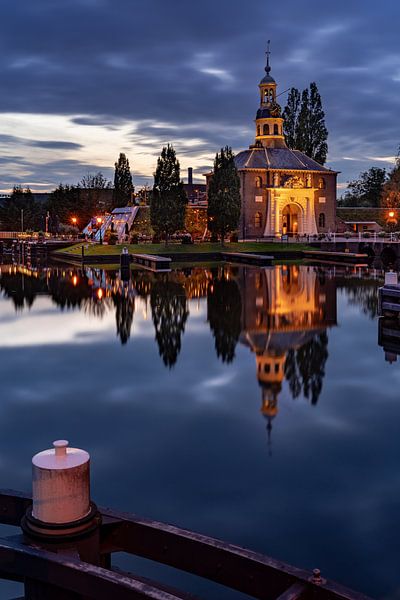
left=282, top=204, right=301, bottom=236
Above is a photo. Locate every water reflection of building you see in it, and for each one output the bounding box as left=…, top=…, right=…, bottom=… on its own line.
left=239, top=265, right=337, bottom=432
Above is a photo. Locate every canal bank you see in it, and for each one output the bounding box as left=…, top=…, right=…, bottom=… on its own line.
left=54, top=242, right=369, bottom=267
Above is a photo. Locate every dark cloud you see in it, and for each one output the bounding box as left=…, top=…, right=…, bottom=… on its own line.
left=0, top=134, right=82, bottom=150
left=0, top=0, right=399, bottom=189
left=30, top=140, right=83, bottom=150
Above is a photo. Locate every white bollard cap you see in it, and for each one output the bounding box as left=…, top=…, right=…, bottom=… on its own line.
left=32, top=440, right=90, bottom=524
left=385, top=271, right=398, bottom=286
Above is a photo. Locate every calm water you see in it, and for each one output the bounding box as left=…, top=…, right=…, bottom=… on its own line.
left=0, top=261, right=398, bottom=599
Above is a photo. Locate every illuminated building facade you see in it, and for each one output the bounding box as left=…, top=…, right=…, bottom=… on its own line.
left=234, top=50, right=338, bottom=238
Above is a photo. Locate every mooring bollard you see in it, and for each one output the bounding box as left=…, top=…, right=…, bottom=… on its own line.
left=120, top=246, right=131, bottom=282
left=385, top=271, right=398, bottom=286
left=21, top=440, right=101, bottom=564
left=120, top=246, right=130, bottom=268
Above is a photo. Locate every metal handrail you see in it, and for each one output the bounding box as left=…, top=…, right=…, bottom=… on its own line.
left=0, top=490, right=372, bottom=600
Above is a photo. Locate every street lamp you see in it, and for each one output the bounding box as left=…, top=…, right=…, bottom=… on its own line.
left=389, top=211, right=395, bottom=219
left=97, top=217, right=103, bottom=245
left=71, top=217, right=77, bottom=226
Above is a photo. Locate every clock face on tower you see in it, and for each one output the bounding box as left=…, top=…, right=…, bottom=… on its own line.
left=269, top=102, right=281, bottom=117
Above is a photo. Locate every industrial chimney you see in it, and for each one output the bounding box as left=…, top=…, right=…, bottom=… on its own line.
left=188, top=167, right=193, bottom=185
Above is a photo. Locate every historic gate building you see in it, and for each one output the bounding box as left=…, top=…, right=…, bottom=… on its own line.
left=234, top=53, right=338, bottom=238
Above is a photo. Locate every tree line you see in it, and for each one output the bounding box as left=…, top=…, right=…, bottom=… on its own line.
left=0, top=153, right=134, bottom=232
left=339, top=150, right=400, bottom=208
left=0, top=81, right=331, bottom=237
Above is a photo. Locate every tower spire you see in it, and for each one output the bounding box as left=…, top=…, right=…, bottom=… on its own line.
left=265, top=40, right=271, bottom=75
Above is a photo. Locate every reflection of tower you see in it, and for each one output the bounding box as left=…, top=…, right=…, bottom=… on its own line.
left=239, top=265, right=337, bottom=442
left=256, top=351, right=285, bottom=455
left=256, top=352, right=284, bottom=419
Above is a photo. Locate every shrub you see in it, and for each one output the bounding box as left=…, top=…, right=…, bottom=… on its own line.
left=344, top=231, right=352, bottom=239
left=181, top=233, right=193, bottom=245
left=130, top=234, right=139, bottom=244
left=378, top=231, right=386, bottom=238
left=210, top=232, right=219, bottom=243
left=230, top=233, right=239, bottom=243
left=108, top=233, right=118, bottom=245
left=363, top=232, right=370, bottom=238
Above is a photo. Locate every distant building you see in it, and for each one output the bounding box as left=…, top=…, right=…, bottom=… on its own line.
left=184, top=168, right=207, bottom=205
left=223, top=51, right=338, bottom=238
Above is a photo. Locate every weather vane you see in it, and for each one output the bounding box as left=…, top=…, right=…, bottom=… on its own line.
left=265, top=39, right=271, bottom=73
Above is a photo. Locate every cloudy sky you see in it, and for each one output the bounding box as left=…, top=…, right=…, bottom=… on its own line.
left=0, top=0, right=399, bottom=194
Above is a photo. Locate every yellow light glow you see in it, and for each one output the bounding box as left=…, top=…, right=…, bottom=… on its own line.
left=72, top=275, right=78, bottom=287
left=389, top=211, right=395, bottom=218
left=97, top=288, right=104, bottom=300
left=71, top=217, right=77, bottom=225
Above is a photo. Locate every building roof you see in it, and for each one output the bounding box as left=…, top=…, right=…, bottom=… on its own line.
left=256, top=107, right=276, bottom=119
left=259, top=73, right=275, bottom=85
left=234, top=147, right=336, bottom=173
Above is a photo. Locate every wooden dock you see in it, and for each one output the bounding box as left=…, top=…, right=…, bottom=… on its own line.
left=221, top=252, right=273, bottom=266
left=303, top=250, right=369, bottom=265
left=131, top=253, right=172, bottom=272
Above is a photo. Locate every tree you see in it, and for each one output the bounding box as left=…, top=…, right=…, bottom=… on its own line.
left=0, top=186, right=40, bottom=231
left=283, top=88, right=301, bottom=149
left=283, top=82, right=328, bottom=165
left=150, top=145, right=187, bottom=243
left=341, top=167, right=387, bottom=207
left=80, top=172, right=112, bottom=218
left=46, top=184, right=82, bottom=229
left=207, top=273, right=242, bottom=363
left=381, top=150, right=400, bottom=209
left=150, top=278, right=189, bottom=368
left=207, top=146, right=241, bottom=244
left=113, top=153, right=133, bottom=208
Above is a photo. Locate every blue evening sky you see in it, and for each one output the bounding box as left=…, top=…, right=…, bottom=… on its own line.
left=0, top=0, right=399, bottom=193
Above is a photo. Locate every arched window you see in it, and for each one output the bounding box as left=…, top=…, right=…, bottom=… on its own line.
left=269, top=89, right=274, bottom=102
left=319, top=213, right=326, bottom=228
left=255, top=176, right=262, bottom=188
left=318, top=177, right=326, bottom=189
left=255, top=212, right=262, bottom=228
left=263, top=124, right=270, bottom=135
left=263, top=90, right=268, bottom=103
left=257, top=126, right=261, bottom=136
left=274, top=124, right=279, bottom=135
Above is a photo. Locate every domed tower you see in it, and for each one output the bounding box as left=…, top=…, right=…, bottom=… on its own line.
left=255, top=41, right=285, bottom=149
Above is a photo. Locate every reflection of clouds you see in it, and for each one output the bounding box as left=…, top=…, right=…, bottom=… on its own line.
left=0, top=296, right=116, bottom=347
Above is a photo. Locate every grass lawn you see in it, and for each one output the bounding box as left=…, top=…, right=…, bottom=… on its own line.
left=58, top=241, right=313, bottom=256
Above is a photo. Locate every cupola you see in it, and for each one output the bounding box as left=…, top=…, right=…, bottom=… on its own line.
left=255, top=42, right=286, bottom=149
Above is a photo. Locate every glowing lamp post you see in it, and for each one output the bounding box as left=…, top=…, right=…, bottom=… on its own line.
left=97, top=217, right=103, bottom=245
left=389, top=211, right=395, bottom=219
